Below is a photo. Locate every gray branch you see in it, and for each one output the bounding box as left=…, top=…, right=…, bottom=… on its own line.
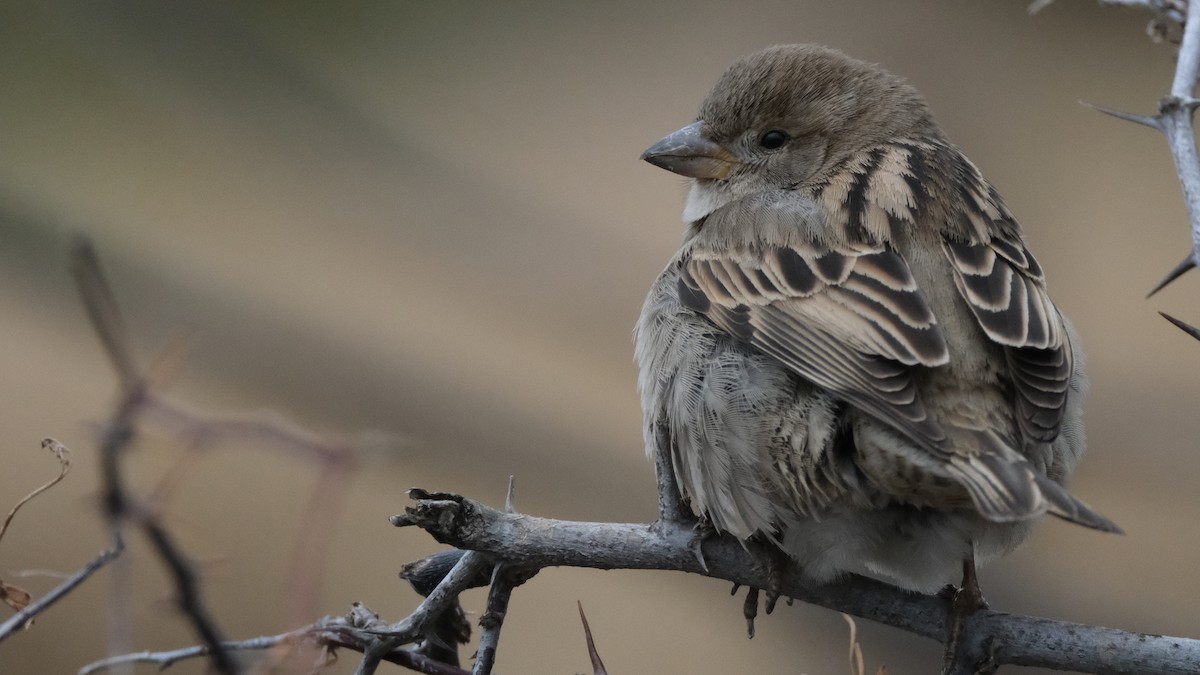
left=78, top=606, right=472, bottom=675
left=1075, top=0, right=1200, bottom=296
left=352, top=550, right=491, bottom=675
left=0, top=536, right=124, bottom=644
left=1157, top=0, right=1200, bottom=280
left=391, top=489, right=1200, bottom=674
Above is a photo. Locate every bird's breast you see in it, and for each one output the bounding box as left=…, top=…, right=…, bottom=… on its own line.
left=635, top=263, right=856, bottom=538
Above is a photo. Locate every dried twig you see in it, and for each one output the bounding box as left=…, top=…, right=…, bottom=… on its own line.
left=353, top=549, right=491, bottom=675
left=67, top=237, right=379, bottom=673
left=471, top=564, right=515, bottom=675
left=0, top=439, right=72, bottom=546
left=0, top=537, right=124, bottom=643
left=72, top=237, right=238, bottom=674
left=78, top=605, right=472, bottom=675
left=0, top=438, right=75, bottom=624
left=470, top=477, right=520, bottom=675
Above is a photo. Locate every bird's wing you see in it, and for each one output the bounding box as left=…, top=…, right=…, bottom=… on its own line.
left=682, top=187, right=1117, bottom=531
left=939, top=229, right=1116, bottom=530
left=942, top=229, right=1072, bottom=442
left=886, top=137, right=1076, bottom=443
left=680, top=201, right=952, bottom=457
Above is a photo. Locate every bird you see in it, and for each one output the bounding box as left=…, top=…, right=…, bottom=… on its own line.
left=634, top=44, right=1119, bottom=608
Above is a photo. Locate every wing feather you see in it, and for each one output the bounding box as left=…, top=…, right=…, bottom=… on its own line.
left=681, top=219, right=950, bottom=454
left=943, top=236, right=1073, bottom=442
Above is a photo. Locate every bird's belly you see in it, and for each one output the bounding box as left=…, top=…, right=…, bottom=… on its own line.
left=780, top=503, right=1033, bottom=591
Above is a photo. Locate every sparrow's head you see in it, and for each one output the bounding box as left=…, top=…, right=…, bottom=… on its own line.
left=642, top=44, right=938, bottom=222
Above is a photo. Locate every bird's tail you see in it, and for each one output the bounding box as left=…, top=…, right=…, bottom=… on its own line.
left=948, top=428, right=1122, bottom=534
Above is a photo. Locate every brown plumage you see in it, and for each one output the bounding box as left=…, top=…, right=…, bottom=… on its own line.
left=636, top=44, right=1117, bottom=592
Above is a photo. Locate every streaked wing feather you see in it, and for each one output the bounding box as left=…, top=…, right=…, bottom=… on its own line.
left=944, top=237, right=1072, bottom=442
left=681, top=239, right=950, bottom=454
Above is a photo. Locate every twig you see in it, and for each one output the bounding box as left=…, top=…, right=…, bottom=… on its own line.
left=469, top=477, right=520, bottom=674
left=78, top=608, right=473, bottom=675
left=353, top=549, right=490, bottom=675
left=0, top=439, right=72, bottom=545
left=72, top=239, right=237, bottom=673
left=842, top=614, right=866, bottom=675
left=68, top=237, right=138, bottom=389
left=0, top=438, right=75, bottom=624
left=69, top=239, right=375, bottom=673
left=0, top=537, right=124, bottom=643
left=471, top=565, right=515, bottom=675
left=392, top=490, right=1200, bottom=675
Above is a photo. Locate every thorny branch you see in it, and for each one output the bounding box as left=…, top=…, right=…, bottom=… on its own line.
left=389, top=490, right=1200, bottom=675
left=1040, top=0, right=1200, bottom=310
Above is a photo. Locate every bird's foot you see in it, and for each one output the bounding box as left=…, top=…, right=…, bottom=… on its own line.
left=686, top=517, right=717, bottom=572
left=941, top=558, right=990, bottom=671
left=950, top=558, right=989, bottom=615
left=731, top=541, right=791, bottom=638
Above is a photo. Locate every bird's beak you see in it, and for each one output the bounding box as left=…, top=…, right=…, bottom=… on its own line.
left=640, top=121, right=738, bottom=179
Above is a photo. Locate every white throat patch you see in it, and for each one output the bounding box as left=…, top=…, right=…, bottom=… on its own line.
left=682, top=181, right=734, bottom=223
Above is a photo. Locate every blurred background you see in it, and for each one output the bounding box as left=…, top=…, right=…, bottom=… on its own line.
left=1, top=1, right=1197, bottom=673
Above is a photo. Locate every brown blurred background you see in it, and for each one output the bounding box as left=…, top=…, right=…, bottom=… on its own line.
left=1, top=1, right=1198, bottom=673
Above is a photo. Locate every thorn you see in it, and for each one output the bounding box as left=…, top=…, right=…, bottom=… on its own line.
left=1080, top=100, right=1163, bottom=130
left=578, top=602, right=609, bottom=675
left=1147, top=255, right=1195, bottom=297
left=1159, top=311, right=1200, bottom=342
left=504, top=476, right=516, bottom=514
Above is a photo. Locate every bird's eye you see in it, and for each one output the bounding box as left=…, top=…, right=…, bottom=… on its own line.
left=759, top=130, right=789, bottom=150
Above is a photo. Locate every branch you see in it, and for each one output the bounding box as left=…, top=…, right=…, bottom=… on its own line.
left=471, top=477, right=520, bottom=675
left=1160, top=0, right=1200, bottom=275
left=78, top=605, right=472, bottom=675
left=0, top=537, right=124, bottom=643
left=69, top=238, right=375, bottom=672
left=1072, top=0, right=1200, bottom=296
left=352, top=550, right=491, bottom=675
left=71, top=237, right=238, bottom=674
left=471, top=564, right=515, bottom=675
left=392, top=489, right=1200, bottom=675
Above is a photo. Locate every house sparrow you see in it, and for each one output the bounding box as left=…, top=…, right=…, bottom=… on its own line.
left=635, top=44, right=1118, bottom=598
